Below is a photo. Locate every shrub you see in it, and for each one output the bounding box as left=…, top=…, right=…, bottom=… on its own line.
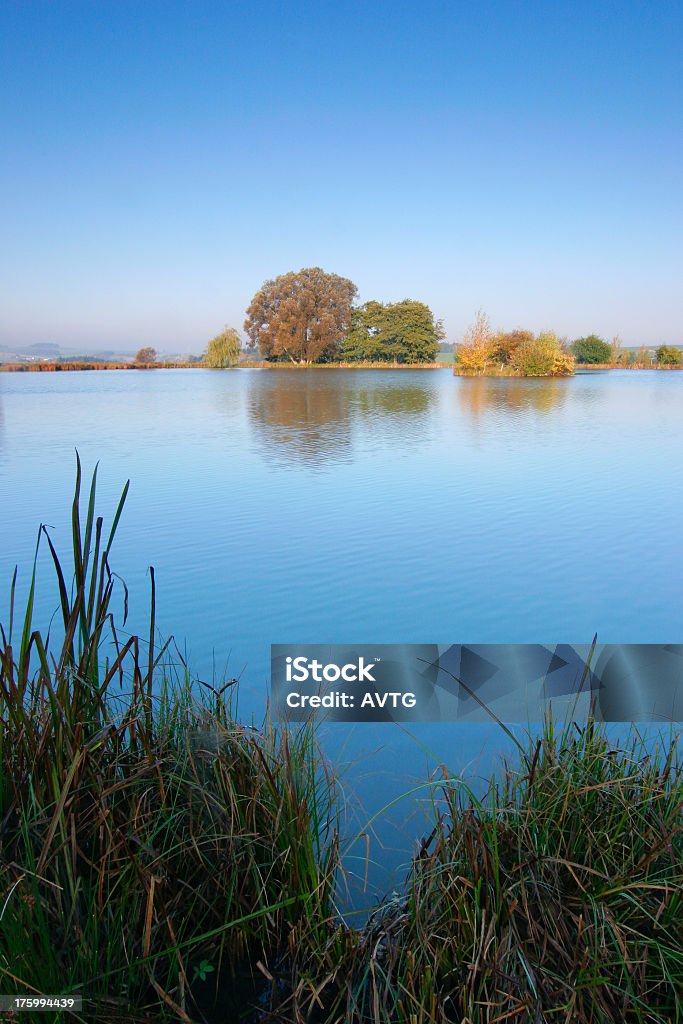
left=512, top=331, right=574, bottom=376
left=656, top=344, right=683, bottom=365
left=489, top=328, right=534, bottom=365
left=455, top=311, right=494, bottom=374
left=571, top=335, right=612, bottom=364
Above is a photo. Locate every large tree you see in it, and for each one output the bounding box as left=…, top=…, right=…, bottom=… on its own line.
left=341, top=299, right=444, bottom=363
left=341, top=301, right=387, bottom=362
left=244, top=267, right=357, bottom=364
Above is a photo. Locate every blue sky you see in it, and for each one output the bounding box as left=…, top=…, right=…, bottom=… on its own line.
left=1, top=0, right=681, bottom=351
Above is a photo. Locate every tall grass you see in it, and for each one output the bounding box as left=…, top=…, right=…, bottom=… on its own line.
left=0, top=458, right=338, bottom=1022
left=300, top=720, right=682, bottom=1024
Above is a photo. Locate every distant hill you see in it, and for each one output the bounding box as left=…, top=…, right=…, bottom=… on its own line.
left=16, top=343, right=62, bottom=357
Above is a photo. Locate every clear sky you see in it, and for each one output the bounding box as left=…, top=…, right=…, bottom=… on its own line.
left=1, top=0, right=681, bottom=352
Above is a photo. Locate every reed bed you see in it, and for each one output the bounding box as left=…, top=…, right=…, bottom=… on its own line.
left=0, top=459, right=338, bottom=1022
left=0, top=362, right=193, bottom=372
left=290, top=723, right=682, bottom=1024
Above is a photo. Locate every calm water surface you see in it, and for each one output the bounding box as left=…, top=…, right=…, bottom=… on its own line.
left=1, top=368, right=681, bottom=903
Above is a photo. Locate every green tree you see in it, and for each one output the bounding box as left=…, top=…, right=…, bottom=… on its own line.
left=386, top=299, right=445, bottom=362
left=135, top=346, right=156, bottom=364
left=341, top=301, right=388, bottom=361
left=341, top=299, right=444, bottom=363
left=244, top=267, right=357, bottom=364
left=655, top=344, right=682, bottom=365
left=571, top=335, right=611, bottom=364
left=204, top=327, right=241, bottom=368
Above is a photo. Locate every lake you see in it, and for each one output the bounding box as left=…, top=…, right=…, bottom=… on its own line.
left=1, top=367, right=681, bottom=906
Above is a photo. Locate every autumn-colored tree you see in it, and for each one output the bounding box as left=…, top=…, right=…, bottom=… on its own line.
left=249, top=376, right=352, bottom=467
left=244, top=267, right=358, bottom=364
left=341, top=299, right=444, bottom=363
left=512, top=331, right=575, bottom=377
left=135, top=346, right=156, bottom=363
left=490, top=329, right=534, bottom=366
left=204, top=327, right=241, bottom=368
left=455, top=311, right=494, bottom=374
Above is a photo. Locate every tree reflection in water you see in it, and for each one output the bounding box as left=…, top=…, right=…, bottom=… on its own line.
left=248, top=370, right=437, bottom=469
left=457, top=377, right=570, bottom=420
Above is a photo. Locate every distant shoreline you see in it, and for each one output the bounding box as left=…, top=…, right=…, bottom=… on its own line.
left=0, top=361, right=192, bottom=372
left=0, top=360, right=453, bottom=372
left=1, top=360, right=681, bottom=373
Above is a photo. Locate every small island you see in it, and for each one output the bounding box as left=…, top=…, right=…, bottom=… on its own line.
left=452, top=312, right=683, bottom=377
left=453, top=312, right=575, bottom=377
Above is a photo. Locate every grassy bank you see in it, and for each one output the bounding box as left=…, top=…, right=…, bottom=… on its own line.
left=1, top=465, right=681, bottom=1022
